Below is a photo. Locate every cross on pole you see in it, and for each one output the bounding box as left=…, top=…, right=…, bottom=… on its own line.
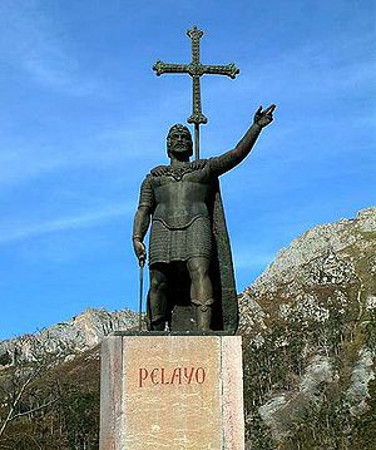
left=153, top=26, right=240, bottom=160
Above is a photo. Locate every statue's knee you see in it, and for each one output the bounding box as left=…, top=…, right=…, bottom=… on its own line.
left=188, top=261, right=209, bottom=281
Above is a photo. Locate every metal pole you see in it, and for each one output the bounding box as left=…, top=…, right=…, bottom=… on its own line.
left=138, top=261, right=144, bottom=331
left=194, top=123, right=200, bottom=160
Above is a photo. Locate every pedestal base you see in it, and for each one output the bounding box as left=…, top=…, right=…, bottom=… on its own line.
left=99, top=333, right=244, bottom=449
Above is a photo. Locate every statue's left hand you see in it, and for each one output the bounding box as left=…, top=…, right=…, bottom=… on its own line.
left=253, top=104, right=276, bottom=128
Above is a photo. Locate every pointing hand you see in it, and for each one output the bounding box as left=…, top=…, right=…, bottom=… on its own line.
left=253, top=104, right=276, bottom=128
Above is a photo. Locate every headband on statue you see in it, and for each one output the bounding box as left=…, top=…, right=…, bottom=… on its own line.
left=166, top=124, right=193, bottom=157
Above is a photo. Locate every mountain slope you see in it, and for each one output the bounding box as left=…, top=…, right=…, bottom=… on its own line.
left=0, top=308, right=138, bottom=367
left=239, top=207, right=376, bottom=449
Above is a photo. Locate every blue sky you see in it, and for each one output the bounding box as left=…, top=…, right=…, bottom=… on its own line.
left=0, top=0, right=375, bottom=340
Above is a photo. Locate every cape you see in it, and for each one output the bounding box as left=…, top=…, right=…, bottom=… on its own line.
left=210, top=177, right=239, bottom=334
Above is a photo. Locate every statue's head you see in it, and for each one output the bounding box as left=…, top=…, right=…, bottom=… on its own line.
left=166, top=124, right=193, bottom=158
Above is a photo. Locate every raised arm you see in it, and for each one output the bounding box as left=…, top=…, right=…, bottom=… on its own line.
left=209, top=104, right=276, bottom=176
left=132, top=176, right=154, bottom=266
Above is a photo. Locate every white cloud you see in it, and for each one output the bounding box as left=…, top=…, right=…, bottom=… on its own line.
left=0, top=203, right=133, bottom=245
left=236, top=33, right=376, bottom=100
left=0, top=0, right=98, bottom=95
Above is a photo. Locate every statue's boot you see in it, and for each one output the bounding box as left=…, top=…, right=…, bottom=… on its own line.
left=147, top=291, right=168, bottom=331
left=147, top=313, right=166, bottom=331
left=196, top=303, right=213, bottom=331
left=152, top=320, right=166, bottom=331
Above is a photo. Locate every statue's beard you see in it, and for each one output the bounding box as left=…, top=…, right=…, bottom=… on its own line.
left=171, top=144, right=189, bottom=153
left=169, top=144, right=191, bottom=158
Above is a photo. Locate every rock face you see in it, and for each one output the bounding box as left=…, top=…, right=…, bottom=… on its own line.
left=0, top=308, right=139, bottom=367
left=239, top=207, right=376, bottom=449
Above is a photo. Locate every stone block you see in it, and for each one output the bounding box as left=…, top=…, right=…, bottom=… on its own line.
left=99, top=333, right=244, bottom=449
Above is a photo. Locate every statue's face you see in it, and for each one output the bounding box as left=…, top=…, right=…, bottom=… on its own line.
left=168, top=130, right=192, bottom=156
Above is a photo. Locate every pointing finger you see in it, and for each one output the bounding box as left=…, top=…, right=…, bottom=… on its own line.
left=265, top=104, right=276, bottom=114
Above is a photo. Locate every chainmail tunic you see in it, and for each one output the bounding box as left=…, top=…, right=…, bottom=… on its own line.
left=149, top=216, right=212, bottom=265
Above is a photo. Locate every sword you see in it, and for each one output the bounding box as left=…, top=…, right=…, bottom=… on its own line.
left=138, top=259, right=145, bottom=331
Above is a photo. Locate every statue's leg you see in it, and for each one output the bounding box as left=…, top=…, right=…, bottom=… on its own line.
left=147, top=265, right=169, bottom=331
left=187, top=257, right=214, bottom=331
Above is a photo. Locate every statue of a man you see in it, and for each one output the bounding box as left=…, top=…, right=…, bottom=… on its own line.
left=133, top=104, right=276, bottom=332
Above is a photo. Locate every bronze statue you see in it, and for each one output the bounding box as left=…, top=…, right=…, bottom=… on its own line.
left=132, top=104, right=276, bottom=332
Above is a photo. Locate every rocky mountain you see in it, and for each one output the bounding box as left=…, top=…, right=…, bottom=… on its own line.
left=0, top=308, right=139, bottom=367
left=0, top=207, right=375, bottom=449
left=239, top=206, right=376, bottom=449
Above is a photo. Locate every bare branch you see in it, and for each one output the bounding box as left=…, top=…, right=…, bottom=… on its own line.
left=0, top=372, right=35, bottom=438
left=9, top=398, right=58, bottom=422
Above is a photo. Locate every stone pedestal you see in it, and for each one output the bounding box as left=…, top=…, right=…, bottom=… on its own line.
left=99, top=332, right=244, bottom=450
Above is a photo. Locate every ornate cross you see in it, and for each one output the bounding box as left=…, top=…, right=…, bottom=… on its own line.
left=153, top=26, right=240, bottom=160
